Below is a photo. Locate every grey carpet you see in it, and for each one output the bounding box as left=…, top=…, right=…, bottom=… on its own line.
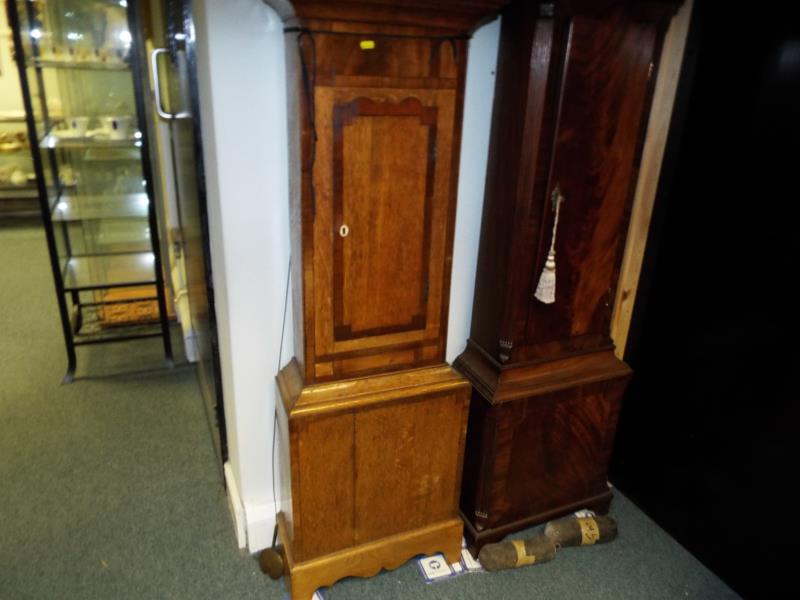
left=0, top=222, right=738, bottom=599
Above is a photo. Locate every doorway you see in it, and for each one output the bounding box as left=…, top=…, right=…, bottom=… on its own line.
left=137, top=0, right=227, bottom=466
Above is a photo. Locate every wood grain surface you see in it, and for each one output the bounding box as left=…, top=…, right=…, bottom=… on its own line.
left=467, top=0, right=679, bottom=366
left=277, top=360, right=470, bottom=564
left=332, top=97, right=436, bottom=341
left=611, top=0, right=693, bottom=357
left=456, top=2, right=682, bottom=554
left=265, top=0, right=507, bottom=35
left=455, top=348, right=629, bottom=554
left=279, top=513, right=463, bottom=600
left=288, top=29, right=468, bottom=383
left=523, top=10, right=658, bottom=353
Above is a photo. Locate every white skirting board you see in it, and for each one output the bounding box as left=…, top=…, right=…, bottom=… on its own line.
left=243, top=500, right=278, bottom=554
left=224, top=462, right=247, bottom=549
left=224, top=462, right=278, bottom=553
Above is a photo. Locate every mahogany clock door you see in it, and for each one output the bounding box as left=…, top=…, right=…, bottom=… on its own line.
left=524, top=11, right=659, bottom=355
left=312, top=87, right=457, bottom=380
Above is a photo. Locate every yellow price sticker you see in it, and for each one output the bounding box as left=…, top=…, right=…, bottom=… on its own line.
left=578, top=517, right=600, bottom=545
left=359, top=40, right=376, bottom=50
left=512, top=540, right=536, bottom=566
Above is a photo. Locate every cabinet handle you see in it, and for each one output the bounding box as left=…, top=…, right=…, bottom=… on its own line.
left=339, top=224, right=350, bottom=238
left=150, top=48, right=191, bottom=120
left=533, top=184, right=565, bottom=305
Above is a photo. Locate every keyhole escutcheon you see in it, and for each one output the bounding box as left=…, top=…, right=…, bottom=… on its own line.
left=339, top=224, right=350, bottom=238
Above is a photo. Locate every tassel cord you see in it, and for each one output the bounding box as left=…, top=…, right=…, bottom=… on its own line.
left=546, top=190, right=564, bottom=257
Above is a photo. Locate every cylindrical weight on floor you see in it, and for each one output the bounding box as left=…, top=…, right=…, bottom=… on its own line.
left=544, top=515, right=618, bottom=548
left=259, top=547, right=285, bottom=579
left=478, top=534, right=557, bottom=571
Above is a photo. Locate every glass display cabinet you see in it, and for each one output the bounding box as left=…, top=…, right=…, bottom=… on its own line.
left=8, top=0, right=172, bottom=382
left=0, top=111, right=38, bottom=217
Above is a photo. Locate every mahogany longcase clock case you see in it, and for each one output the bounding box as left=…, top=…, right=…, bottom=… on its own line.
left=455, top=0, right=682, bottom=553
left=264, top=1, right=506, bottom=598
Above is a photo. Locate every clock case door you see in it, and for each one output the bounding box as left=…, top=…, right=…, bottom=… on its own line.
left=290, top=31, right=468, bottom=383
left=468, top=0, right=679, bottom=367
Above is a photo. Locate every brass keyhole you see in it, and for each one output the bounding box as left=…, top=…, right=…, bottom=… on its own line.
left=339, top=224, right=349, bottom=238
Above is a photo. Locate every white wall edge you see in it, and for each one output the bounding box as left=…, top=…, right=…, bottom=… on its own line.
left=225, top=460, right=277, bottom=553
left=446, top=17, right=501, bottom=361
left=224, top=462, right=247, bottom=550
left=244, top=499, right=278, bottom=554
left=195, top=0, right=288, bottom=551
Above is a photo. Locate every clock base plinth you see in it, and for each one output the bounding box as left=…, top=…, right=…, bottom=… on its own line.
left=455, top=346, right=630, bottom=557
left=278, top=513, right=462, bottom=600
left=276, top=360, right=470, bottom=598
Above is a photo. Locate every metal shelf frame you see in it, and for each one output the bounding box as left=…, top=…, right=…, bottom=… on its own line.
left=8, top=0, right=173, bottom=382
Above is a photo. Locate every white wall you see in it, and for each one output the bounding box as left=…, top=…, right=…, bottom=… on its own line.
left=193, top=0, right=292, bottom=552
left=447, top=19, right=501, bottom=362
left=195, top=0, right=499, bottom=553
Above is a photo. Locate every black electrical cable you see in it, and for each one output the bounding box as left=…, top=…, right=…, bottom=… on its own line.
left=270, top=255, right=292, bottom=548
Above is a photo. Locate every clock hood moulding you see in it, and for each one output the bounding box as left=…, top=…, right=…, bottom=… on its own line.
left=261, top=0, right=509, bottom=36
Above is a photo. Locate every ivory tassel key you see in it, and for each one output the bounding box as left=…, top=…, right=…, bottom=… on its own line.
left=534, top=185, right=565, bottom=304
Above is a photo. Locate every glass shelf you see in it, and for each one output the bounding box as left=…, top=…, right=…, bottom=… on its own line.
left=74, top=320, right=163, bottom=346
left=71, top=302, right=163, bottom=345
left=51, top=192, right=149, bottom=221
left=41, top=132, right=141, bottom=150
left=63, top=219, right=151, bottom=255
left=78, top=147, right=142, bottom=163
left=62, top=253, right=157, bottom=291
left=0, top=184, right=38, bottom=199
left=31, top=58, right=130, bottom=72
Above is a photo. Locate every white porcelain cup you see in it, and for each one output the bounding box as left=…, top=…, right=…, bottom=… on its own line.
left=100, top=115, right=133, bottom=140
left=10, top=168, right=27, bottom=186
left=68, top=116, right=90, bottom=136
left=60, top=165, right=77, bottom=186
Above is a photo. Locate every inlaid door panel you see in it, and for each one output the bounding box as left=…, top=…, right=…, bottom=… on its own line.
left=524, top=11, right=658, bottom=350
left=312, top=86, right=456, bottom=378
left=333, top=97, right=436, bottom=340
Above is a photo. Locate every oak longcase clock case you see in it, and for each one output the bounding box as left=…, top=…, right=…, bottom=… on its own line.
left=264, top=1, right=507, bottom=598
